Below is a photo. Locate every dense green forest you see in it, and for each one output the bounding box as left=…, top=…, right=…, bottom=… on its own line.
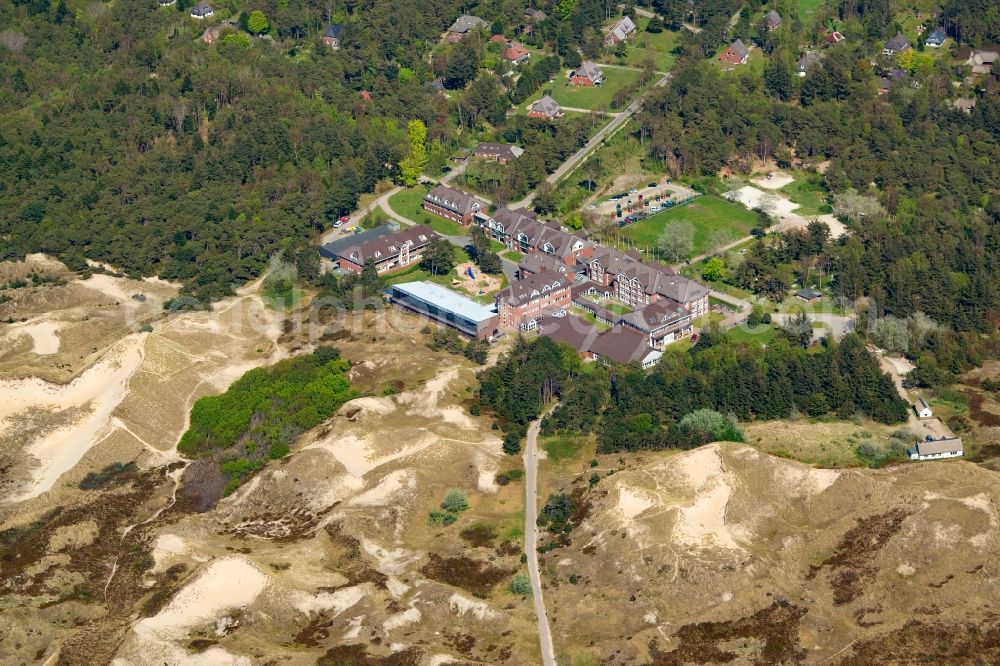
left=636, top=46, right=1000, bottom=332
left=178, top=346, right=355, bottom=507
left=477, top=333, right=908, bottom=454
left=0, top=0, right=463, bottom=299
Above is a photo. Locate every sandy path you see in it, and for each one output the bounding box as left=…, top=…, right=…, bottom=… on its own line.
left=2, top=336, right=146, bottom=502
left=724, top=185, right=799, bottom=217
left=523, top=415, right=557, bottom=666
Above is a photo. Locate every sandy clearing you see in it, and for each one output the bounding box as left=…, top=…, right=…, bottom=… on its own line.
left=815, top=214, right=848, bottom=239
left=428, top=656, right=462, bottom=666
left=292, top=584, right=367, bottom=616
left=448, top=593, right=501, bottom=621
left=8, top=320, right=62, bottom=355
left=618, top=487, right=655, bottom=520
left=3, top=335, right=146, bottom=503
left=360, top=538, right=420, bottom=577
left=151, top=534, right=190, bottom=572
left=383, top=606, right=421, bottom=631
left=79, top=274, right=140, bottom=303
left=307, top=431, right=438, bottom=479
left=751, top=173, right=795, bottom=189
left=725, top=186, right=799, bottom=217
left=112, top=645, right=251, bottom=666
left=349, top=470, right=415, bottom=507
left=134, top=557, right=268, bottom=641
left=347, top=396, right=397, bottom=416
left=672, top=447, right=742, bottom=551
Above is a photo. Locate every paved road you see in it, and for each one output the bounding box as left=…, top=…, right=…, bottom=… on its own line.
left=524, top=416, right=557, bottom=666
left=320, top=185, right=404, bottom=246
left=509, top=71, right=673, bottom=211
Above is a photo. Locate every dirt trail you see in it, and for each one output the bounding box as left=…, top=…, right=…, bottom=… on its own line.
left=524, top=415, right=557, bottom=666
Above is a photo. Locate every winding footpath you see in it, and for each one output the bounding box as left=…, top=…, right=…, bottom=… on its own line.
left=524, top=416, right=557, bottom=666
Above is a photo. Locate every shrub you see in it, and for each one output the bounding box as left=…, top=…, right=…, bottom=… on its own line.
left=441, top=489, right=469, bottom=513
left=503, top=431, right=522, bottom=455
left=428, top=511, right=457, bottom=526
left=509, top=574, right=532, bottom=596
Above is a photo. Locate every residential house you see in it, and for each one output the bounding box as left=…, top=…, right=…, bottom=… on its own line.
left=448, top=15, right=488, bottom=35
left=473, top=142, right=524, bottom=164
left=925, top=27, right=947, bottom=48
left=570, top=61, right=605, bottom=86
left=528, top=95, right=563, bottom=119
left=481, top=208, right=593, bottom=266
left=823, top=30, right=845, bottom=45
left=430, top=78, right=446, bottom=94
left=719, top=39, right=750, bottom=65
left=604, top=16, right=637, bottom=46
left=917, top=398, right=933, bottom=419
left=619, top=299, right=694, bottom=348
left=489, top=34, right=508, bottom=44
left=326, top=225, right=437, bottom=275
left=504, top=41, right=531, bottom=65
left=878, top=67, right=908, bottom=94
left=589, top=325, right=662, bottom=369
left=797, top=51, right=822, bottom=77
left=795, top=287, right=822, bottom=302
left=159, top=0, right=176, bottom=6
left=967, top=49, right=999, bottom=75
left=953, top=97, right=977, bottom=113
left=537, top=314, right=599, bottom=360
left=495, top=271, right=573, bottom=329
left=423, top=185, right=485, bottom=225
left=390, top=281, right=499, bottom=340
left=524, top=8, right=547, bottom=23
left=764, top=9, right=782, bottom=31
left=201, top=19, right=237, bottom=44
left=190, top=2, right=213, bottom=18
left=909, top=437, right=963, bottom=461
left=323, top=24, right=344, bottom=50
left=883, top=32, right=910, bottom=56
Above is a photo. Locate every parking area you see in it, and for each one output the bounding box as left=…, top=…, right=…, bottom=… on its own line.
left=588, top=179, right=700, bottom=222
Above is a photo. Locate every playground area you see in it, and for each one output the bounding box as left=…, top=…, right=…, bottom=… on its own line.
left=451, top=262, right=501, bottom=298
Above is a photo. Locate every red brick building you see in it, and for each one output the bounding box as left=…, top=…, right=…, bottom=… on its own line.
left=422, top=185, right=486, bottom=225
left=495, top=270, right=573, bottom=329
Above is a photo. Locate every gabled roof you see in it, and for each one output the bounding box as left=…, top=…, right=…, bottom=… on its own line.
left=798, top=51, right=822, bottom=71
left=474, top=142, right=524, bottom=160
left=524, top=8, right=547, bottom=22
left=324, top=24, right=344, bottom=39
left=529, top=95, right=562, bottom=117
left=620, top=299, right=689, bottom=333
left=925, top=27, right=946, bottom=44
left=191, top=1, right=213, bottom=15
left=320, top=224, right=394, bottom=260
left=338, top=225, right=437, bottom=266
left=764, top=9, right=782, bottom=29
left=519, top=252, right=574, bottom=276
left=448, top=15, right=488, bottom=33
left=606, top=16, right=637, bottom=42
left=589, top=246, right=708, bottom=305
left=425, top=185, right=485, bottom=217
left=915, top=438, right=963, bottom=456
left=729, top=38, right=750, bottom=60
left=574, top=60, right=605, bottom=82
left=589, top=325, right=658, bottom=365
left=504, top=41, right=530, bottom=61
left=885, top=32, right=910, bottom=52
left=537, top=314, right=600, bottom=353
left=496, top=270, right=571, bottom=308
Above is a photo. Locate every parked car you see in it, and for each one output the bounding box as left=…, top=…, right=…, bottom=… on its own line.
left=333, top=220, right=343, bottom=228
left=648, top=182, right=657, bottom=188
left=649, top=206, right=661, bottom=213
left=629, top=188, right=638, bottom=193
left=339, top=215, right=350, bottom=223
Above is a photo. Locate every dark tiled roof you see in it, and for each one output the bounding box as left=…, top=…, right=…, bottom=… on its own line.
left=320, top=225, right=394, bottom=260
left=425, top=185, right=485, bottom=217
left=885, top=32, right=910, bottom=52
left=620, top=299, right=689, bottom=333
left=496, top=270, right=571, bottom=307
left=588, top=325, right=655, bottom=365
left=537, top=314, right=599, bottom=353
left=324, top=24, right=344, bottom=39
left=336, top=225, right=437, bottom=266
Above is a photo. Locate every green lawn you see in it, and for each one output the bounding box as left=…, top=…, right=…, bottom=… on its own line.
left=780, top=176, right=829, bottom=217
left=797, top=0, right=827, bottom=19
left=623, top=196, right=759, bottom=259
left=501, top=250, right=523, bottom=262
left=727, top=323, right=778, bottom=344
left=541, top=434, right=589, bottom=462
left=620, top=17, right=680, bottom=71
left=387, top=186, right=468, bottom=236
left=519, top=66, right=646, bottom=113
